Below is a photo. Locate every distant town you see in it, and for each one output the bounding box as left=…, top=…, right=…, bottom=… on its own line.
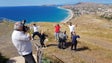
left=63, top=2, right=112, bottom=20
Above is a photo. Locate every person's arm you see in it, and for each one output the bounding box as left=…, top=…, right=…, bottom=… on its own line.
left=19, top=34, right=31, bottom=42
left=77, top=35, right=80, bottom=38
left=45, top=34, right=48, bottom=37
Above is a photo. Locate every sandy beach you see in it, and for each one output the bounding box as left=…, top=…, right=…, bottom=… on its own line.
left=58, top=7, right=74, bottom=23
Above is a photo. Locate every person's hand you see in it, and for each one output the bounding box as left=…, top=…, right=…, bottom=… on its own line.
left=27, top=33, right=31, bottom=40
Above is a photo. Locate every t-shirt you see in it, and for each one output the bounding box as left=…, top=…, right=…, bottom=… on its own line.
left=55, top=25, right=60, bottom=33
left=68, top=25, right=75, bottom=32
left=33, top=26, right=39, bottom=32
left=72, top=35, right=80, bottom=43
left=40, top=33, right=47, bottom=39
left=59, top=32, right=67, bottom=41
left=59, top=32, right=65, bottom=39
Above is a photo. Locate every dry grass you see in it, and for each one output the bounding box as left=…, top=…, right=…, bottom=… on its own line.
left=0, top=14, right=112, bottom=63
left=73, top=15, right=112, bottom=42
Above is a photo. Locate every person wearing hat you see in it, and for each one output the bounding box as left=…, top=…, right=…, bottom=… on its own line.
left=11, top=22, right=36, bottom=63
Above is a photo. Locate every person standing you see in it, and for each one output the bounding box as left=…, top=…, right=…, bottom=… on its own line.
left=71, top=32, right=80, bottom=51
left=68, top=22, right=76, bottom=38
left=39, top=31, right=48, bottom=48
left=58, top=31, right=67, bottom=49
left=32, top=23, right=40, bottom=40
left=12, top=22, right=36, bottom=63
left=54, top=24, right=61, bottom=41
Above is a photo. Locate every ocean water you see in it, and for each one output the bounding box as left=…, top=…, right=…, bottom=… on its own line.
left=0, top=6, right=69, bottom=23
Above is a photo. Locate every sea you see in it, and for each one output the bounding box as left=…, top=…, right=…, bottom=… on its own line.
left=0, top=6, right=69, bottom=23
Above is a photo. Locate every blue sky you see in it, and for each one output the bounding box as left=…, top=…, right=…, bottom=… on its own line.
left=0, top=0, right=112, bottom=6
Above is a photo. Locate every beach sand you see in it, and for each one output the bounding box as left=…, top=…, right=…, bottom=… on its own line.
left=58, top=7, right=74, bottom=23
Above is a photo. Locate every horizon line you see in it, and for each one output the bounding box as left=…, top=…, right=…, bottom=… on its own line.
left=0, top=2, right=111, bottom=7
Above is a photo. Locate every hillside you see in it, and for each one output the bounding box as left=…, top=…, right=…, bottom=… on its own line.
left=1, top=3, right=112, bottom=62
left=0, top=14, right=112, bottom=63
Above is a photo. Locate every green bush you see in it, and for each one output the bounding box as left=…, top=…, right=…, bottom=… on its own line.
left=42, top=57, right=52, bottom=63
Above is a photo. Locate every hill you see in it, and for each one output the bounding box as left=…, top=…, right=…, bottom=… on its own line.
left=0, top=2, right=112, bottom=63
left=0, top=14, right=112, bottom=63
left=63, top=2, right=112, bottom=20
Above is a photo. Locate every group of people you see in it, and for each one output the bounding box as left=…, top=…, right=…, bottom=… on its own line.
left=11, top=21, right=80, bottom=63
left=54, top=22, right=80, bottom=50
left=32, top=23, right=48, bottom=48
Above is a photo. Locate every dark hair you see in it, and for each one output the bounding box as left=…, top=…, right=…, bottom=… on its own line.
left=33, top=24, right=36, bottom=26
left=70, top=22, right=72, bottom=26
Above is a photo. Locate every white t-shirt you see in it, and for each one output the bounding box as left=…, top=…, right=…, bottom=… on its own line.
left=68, top=25, right=75, bottom=32
left=33, top=26, right=39, bottom=32
left=12, top=30, right=32, bottom=55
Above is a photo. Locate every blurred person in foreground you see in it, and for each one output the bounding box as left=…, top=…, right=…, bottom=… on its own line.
left=11, top=22, right=36, bottom=63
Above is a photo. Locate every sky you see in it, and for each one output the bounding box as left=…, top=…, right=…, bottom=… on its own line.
left=0, top=0, right=112, bottom=6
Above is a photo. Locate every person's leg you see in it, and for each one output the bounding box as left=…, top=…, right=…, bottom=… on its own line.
left=61, top=41, right=63, bottom=49
left=63, top=41, right=66, bottom=49
left=74, top=41, right=77, bottom=50
left=60, top=39, right=63, bottom=49
left=42, top=39, right=45, bottom=47
left=71, top=43, right=74, bottom=50
left=71, top=32, right=73, bottom=39
left=35, top=32, right=41, bottom=38
left=54, top=32, right=56, bottom=40
left=23, top=52, right=36, bottom=63
left=40, top=38, right=43, bottom=47
left=32, top=32, right=36, bottom=40
left=60, top=42, right=62, bottom=49
left=58, top=39, right=61, bottom=48
left=55, top=33, right=59, bottom=40
left=24, top=59, right=28, bottom=63
left=57, top=33, right=59, bottom=40
left=40, top=38, right=46, bottom=48
left=61, top=40, right=64, bottom=49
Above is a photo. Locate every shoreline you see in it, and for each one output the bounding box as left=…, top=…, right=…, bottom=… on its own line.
left=37, top=7, right=74, bottom=23
left=58, top=7, right=74, bottom=23
left=0, top=6, right=74, bottom=24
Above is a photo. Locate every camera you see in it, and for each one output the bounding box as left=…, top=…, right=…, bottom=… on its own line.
left=21, top=20, right=29, bottom=32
